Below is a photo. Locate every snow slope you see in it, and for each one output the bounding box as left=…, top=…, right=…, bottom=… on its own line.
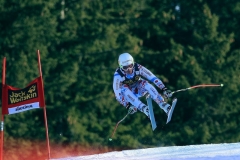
left=51, top=142, right=240, bottom=160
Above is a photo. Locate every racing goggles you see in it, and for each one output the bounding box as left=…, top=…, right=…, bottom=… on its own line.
left=122, top=63, right=134, bottom=70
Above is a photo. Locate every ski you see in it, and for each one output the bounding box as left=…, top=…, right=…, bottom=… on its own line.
left=146, top=95, right=157, bottom=131
left=166, top=98, right=177, bottom=124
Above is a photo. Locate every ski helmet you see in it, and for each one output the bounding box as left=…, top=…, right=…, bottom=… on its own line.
left=118, top=53, right=134, bottom=69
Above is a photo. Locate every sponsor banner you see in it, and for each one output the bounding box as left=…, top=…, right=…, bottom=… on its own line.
left=8, top=102, right=40, bottom=115
left=8, top=82, right=38, bottom=105
left=1, top=76, right=45, bottom=115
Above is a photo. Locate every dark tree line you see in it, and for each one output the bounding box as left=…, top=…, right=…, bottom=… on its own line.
left=0, top=0, right=240, bottom=154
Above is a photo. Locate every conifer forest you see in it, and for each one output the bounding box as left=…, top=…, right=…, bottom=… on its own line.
left=0, top=0, right=240, bottom=159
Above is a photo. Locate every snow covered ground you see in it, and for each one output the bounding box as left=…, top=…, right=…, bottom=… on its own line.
left=51, top=142, right=240, bottom=160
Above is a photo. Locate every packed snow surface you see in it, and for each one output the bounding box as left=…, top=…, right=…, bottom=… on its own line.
left=52, top=142, right=240, bottom=160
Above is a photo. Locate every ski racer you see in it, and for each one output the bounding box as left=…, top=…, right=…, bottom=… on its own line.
left=113, top=53, right=173, bottom=117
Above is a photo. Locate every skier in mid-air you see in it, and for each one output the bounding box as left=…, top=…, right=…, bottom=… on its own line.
left=113, top=53, right=173, bottom=118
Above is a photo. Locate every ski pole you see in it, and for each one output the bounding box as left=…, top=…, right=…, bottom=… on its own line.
left=109, top=112, right=130, bottom=141
left=171, top=84, right=224, bottom=95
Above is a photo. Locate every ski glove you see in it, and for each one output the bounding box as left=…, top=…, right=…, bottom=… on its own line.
left=126, top=104, right=137, bottom=114
left=162, top=87, right=172, bottom=98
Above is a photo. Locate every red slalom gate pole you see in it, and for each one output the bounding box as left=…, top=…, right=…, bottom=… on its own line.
left=37, top=50, right=51, bottom=160
left=1, top=57, right=6, bottom=160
